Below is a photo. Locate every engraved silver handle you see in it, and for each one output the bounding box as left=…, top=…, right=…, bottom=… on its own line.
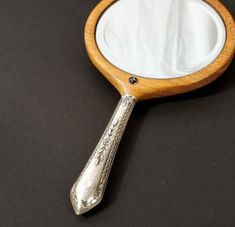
left=70, top=95, right=136, bottom=215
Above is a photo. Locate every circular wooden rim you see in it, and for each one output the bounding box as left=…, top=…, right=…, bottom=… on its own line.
left=85, top=0, right=235, bottom=101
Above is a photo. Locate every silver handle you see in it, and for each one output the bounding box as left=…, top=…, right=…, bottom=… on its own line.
left=70, top=95, right=136, bottom=215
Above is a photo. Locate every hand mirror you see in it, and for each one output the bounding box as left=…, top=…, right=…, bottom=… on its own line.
left=71, top=0, right=235, bottom=215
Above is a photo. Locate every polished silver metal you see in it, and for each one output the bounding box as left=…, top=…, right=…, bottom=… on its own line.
left=70, top=95, right=136, bottom=215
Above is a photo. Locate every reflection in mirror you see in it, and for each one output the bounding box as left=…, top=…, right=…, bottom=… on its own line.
left=96, top=0, right=226, bottom=79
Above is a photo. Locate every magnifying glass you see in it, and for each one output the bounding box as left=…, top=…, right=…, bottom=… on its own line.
left=70, top=0, right=235, bottom=215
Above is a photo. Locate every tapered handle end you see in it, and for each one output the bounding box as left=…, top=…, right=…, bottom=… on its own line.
left=70, top=182, right=102, bottom=215
left=70, top=159, right=105, bottom=215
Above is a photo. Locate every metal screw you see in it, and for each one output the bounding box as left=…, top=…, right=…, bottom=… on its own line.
left=129, top=76, right=138, bottom=85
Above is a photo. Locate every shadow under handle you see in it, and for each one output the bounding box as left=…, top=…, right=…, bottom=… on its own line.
left=70, top=95, right=136, bottom=215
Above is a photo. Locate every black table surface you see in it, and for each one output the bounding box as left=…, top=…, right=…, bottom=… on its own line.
left=0, top=1, right=234, bottom=226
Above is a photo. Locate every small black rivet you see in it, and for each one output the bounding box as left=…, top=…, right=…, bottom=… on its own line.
left=129, top=76, right=138, bottom=85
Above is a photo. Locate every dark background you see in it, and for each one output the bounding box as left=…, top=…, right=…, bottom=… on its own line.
left=0, top=0, right=234, bottom=226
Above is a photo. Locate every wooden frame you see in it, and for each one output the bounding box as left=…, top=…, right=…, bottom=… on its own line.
left=85, top=0, right=235, bottom=101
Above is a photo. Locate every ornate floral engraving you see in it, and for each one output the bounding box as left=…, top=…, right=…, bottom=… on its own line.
left=70, top=95, right=136, bottom=214
left=95, top=120, right=119, bottom=166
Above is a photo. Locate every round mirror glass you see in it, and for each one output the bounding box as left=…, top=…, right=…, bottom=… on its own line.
left=96, top=0, right=226, bottom=79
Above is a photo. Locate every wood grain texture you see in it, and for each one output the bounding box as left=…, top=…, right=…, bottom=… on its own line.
left=85, top=0, right=235, bottom=101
